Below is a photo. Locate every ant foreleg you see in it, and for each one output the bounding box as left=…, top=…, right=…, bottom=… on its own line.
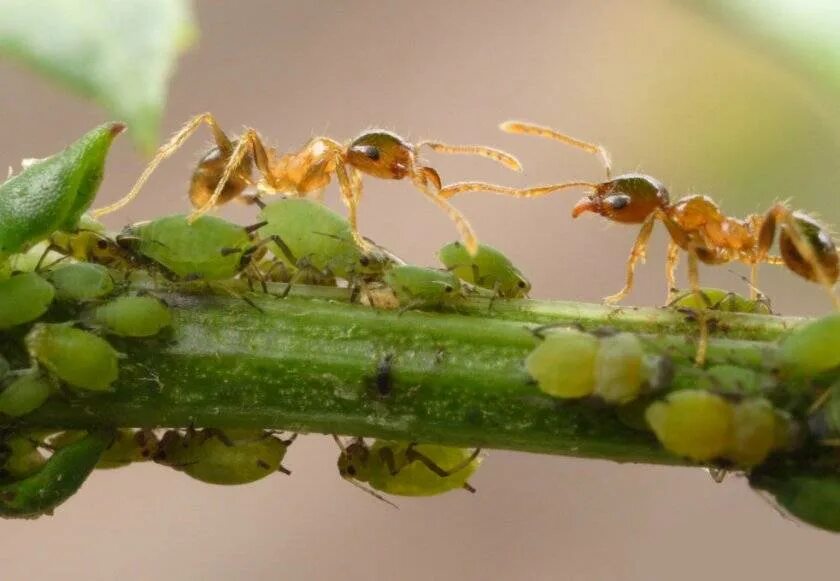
left=603, top=213, right=657, bottom=305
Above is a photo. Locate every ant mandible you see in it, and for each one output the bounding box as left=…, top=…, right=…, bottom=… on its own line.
left=92, top=113, right=523, bottom=255
left=442, top=120, right=840, bottom=311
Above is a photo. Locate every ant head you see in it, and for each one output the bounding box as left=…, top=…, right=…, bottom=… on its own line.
left=779, top=212, right=839, bottom=284
left=346, top=131, right=414, bottom=180
left=572, top=174, right=669, bottom=224
left=337, top=439, right=371, bottom=482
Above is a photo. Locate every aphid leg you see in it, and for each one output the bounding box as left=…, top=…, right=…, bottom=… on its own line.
left=603, top=213, right=657, bottom=305
left=416, top=140, right=523, bottom=172
left=189, top=128, right=265, bottom=221
left=687, top=252, right=709, bottom=366
left=499, top=120, right=612, bottom=178
left=33, top=243, right=70, bottom=272
left=439, top=181, right=596, bottom=200
left=411, top=170, right=480, bottom=256
left=405, top=444, right=481, bottom=492
left=93, top=113, right=233, bottom=218
left=665, top=240, right=680, bottom=304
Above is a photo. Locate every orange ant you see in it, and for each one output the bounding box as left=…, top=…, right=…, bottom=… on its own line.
left=92, top=113, right=523, bottom=255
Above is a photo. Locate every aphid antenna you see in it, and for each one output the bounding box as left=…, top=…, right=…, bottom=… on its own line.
left=347, top=478, right=400, bottom=509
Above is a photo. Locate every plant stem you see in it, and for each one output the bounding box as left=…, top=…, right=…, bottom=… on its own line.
left=12, top=284, right=812, bottom=466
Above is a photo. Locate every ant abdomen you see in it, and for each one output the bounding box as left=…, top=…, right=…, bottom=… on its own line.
left=189, top=144, right=253, bottom=209
left=779, top=212, right=839, bottom=284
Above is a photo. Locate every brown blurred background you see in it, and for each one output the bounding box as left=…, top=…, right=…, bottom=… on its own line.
left=2, top=1, right=840, bottom=579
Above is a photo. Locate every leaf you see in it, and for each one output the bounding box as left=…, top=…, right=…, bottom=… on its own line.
left=0, top=0, right=197, bottom=151
left=0, top=122, right=124, bottom=257
left=690, top=0, right=840, bottom=95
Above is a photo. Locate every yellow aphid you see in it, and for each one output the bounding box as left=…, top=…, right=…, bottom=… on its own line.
left=645, top=390, right=733, bottom=462
left=525, top=329, right=598, bottom=398
left=725, top=399, right=777, bottom=468
left=593, top=332, right=645, bottom=404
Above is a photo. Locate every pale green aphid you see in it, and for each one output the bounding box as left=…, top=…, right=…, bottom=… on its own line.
left=593, top=332, right=645, bottom=404
left=47, top=262, right=114, bottom=302
left=777, top=313, right=840, bottom=378
left=645, top=389, right=734, bottom=462
left=53, top=429, right=158, bottom=470
left=437, top=241, right=531, bottom=299
left=257, top=198, right=397, bottom=282
left=0, top=371, right=52, bottom=418
left=384, top=265, right=464, bottom=310
left=698, top=364, right=763, bottom=397
left=0, top=272, right=55, bottom=330
left=26, top=323, right=119, bottom=391
left=0, top=435, right=46, bottom=481
left=0, top=123, right=124, bottom=260
left=669, top=287, right=771, bottom=315
left=724, top=398, right=781, bottom=468
left=93, top=296, right=172, bottom=337
left=525, top=328, right=599, bottom=399
left=155, top=429, right=292, bottom=485
left=121, top=214, right=252, bottom=280
left=749, top=470, right=840, bottom=533
left=337, top=439, right=481, bottom=497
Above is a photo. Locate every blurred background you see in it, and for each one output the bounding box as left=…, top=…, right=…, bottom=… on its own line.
left=2, top=1, right=840, bottom=579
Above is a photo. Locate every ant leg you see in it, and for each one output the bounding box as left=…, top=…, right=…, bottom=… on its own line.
left=603, top=214, right=656, bottom=305
left=333, top=156, right=371, bottom=251
left=665, top=240, right=681, bottom=305
left=687, top=252, right=709, bottom=366
left=499, top=120, right=612, bottom=178
left=410, top=169, right=480, bottom=256
left=439, top=181, right=596, bottom=200
left=93, top=113, right=232, bottom=218
left=416, top=140, right=522, bottom=172
left=189, top=129, right=265, bottom=221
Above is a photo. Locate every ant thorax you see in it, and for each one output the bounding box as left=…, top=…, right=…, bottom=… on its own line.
left=669, top=195, right=755, bottom=256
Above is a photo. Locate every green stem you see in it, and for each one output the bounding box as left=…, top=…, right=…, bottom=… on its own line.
left=11, top=285, right=812, bottom=465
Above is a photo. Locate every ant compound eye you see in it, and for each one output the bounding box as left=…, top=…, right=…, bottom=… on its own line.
left=606, top=195, right=632, bottom=211
left=357, top=145, right=380, bottom=161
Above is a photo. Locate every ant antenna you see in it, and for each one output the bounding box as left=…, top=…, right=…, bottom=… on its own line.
left=500, top=120, right=613, bottom=179
left=416, top=140, right=523, bottom=173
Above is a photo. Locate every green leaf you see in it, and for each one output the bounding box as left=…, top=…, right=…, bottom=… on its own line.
left=690, top=0, right=840, bottom=95
left=0, top=0, right=197, bottom=151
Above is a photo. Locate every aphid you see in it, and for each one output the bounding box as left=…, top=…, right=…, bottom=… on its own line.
left=668, top=287, right=772, bottom=315
left=525, top=328, right=647, bottom=404
left=51, top=429, right=159, bottom=470
left=0, top=272, right=55, bottom=330
left=749, top=469, right=840, bottom=533
left=725, top=398, right=785, bottom=468
left=154, top=428, right=293, bottom=485
left=335, top=437, right=481, bottom=497
left=46, top=220, right=141, bottom=272
left=0, top=429, right=111, bottom=519
left=645, top=389, right=733, bottom=462
left=371, top=354, right=396, bottom=398
left=256, top=198, right=399, bottom=285
left=777, top=312, right=840, bottom=378
left=464, top=120, right=840, bottom=310
left=25, top=323, right=119, bottom=391
left=0, top=371, right=52, bottom=418
left=46, top=262, right=114, bottom=302
left=117, top=214, right=257, bottom=281
left=437, top=241, right=531, bottom=299
left=0, top=434, right=46, bottom=481
left=92, top=295, right=172, bottom=337
left=0, top=123, right=124, bottom=259
left=384, top=266, right=464, bottom=310
left=93, top=113, right=524, bottom=255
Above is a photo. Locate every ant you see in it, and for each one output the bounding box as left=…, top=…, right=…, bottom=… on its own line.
left=441, top=120, right=839, bottom=310
left=92, top=113, right=524, bottom=255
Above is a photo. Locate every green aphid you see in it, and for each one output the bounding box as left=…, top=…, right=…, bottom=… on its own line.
left=120, top=214, right=252, bottom=280
left=337, top=439, right=481, bottom=498
left=92, top=296, right=172, bottom=337
left=437, top=241, right=531, bottom=298
left=0, top=371, right=52, bottom=418
left=47, top=262, right=114, bottom=302
left=0, top=430, right=111, bottom=519
left=155, top=429, right=293, bottom=485
left=645, top=389, right=733, bottom=462
left=669, top=287, right=772, bottom=315
left=53, top=429, right=159, bottom=470
left=525, top=328, right=599, bottom=399
left=257, top=198, right=397, bottom=282
left=0, top=123, right=124, bottom=259
left=749, top=469, right=840, bottom=533
left=0, top=435, right=46, bottom=482
left=592, top=332, right=645, bottom=404
left=0, top=272, right=55, bottom=330
left=777, top=313, right=840, bottom=378
left=384, top=265, right=464, bottom=310
left=725, top=398, right=780, bottom=468
left=698, top=365, right=763, bottom=397
left=26, top=324, right=119, bottom=391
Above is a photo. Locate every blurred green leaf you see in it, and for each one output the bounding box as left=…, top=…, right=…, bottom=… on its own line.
left=693, top=0, right=840, bottom=95
left=0, top=0, right=197, bottom=152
